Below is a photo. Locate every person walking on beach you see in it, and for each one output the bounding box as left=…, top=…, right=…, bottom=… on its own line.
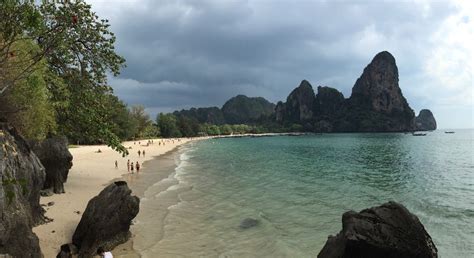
left=138, top=150, right=141, bottom=157
left=115, top=160, right=118, bottom=169
left=136, top=161, right=140, bottom=173
left=127, top=160, right=130, bottom=172
left=130, top=162, right=134, bottom=174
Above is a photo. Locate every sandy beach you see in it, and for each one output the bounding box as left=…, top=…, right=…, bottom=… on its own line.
left=33, top=137, right=205, bottom=258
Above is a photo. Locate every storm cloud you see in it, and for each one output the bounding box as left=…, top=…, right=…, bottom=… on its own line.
left=90, top=0, right=473, bottom=128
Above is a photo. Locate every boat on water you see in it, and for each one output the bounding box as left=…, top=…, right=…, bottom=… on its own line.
left=412, top=132, right=427, bottom=136
left=445, top=131, right=455, bottom=134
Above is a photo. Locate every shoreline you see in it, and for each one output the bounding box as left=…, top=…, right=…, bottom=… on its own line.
left=33, top=137, right=208, bottom=258
left=114, top=142, right=192, bottom=257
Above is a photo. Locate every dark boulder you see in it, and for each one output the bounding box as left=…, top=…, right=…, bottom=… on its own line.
left=0, top=123, right=45, bottom=257
left=415, top=109, right=437, bottom=131
left=318, top=201, right=437, bottom=258
left=71, top=181, right=139, bottom=257
left=30, top=136, right=73, bottom=194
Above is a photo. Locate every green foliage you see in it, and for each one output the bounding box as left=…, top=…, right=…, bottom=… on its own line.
left=142, top=123, right=160, bottom=138
left=1, top=39, right=56, bottom=140
left=173, top=107, right=225, bottom=125
left=222, top=95, right=275, bottom=124
left=177, top=116, right=199, bottom=137
left=0, top=0, right=130, bottom=154
left=157, top=113, right=181, bottom=138
left=219, top=124, right=233, bottom=135
left=2, top=176, right=27, bottom=204
left=129, top=105, right=151, bottom=139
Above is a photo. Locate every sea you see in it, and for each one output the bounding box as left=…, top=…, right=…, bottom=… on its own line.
left=127, top=130, right=474, bottom=258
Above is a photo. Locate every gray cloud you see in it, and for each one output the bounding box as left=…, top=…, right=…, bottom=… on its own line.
left=90, top=0, right=472, bottom=128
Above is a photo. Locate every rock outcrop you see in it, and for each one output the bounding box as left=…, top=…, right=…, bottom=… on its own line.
left=318, top=201, right=438, bottom=258
left=30, top=136, right=73, bottom=194
left=415, top=109, right=437, bottom=131
left=71, top=181, right=139, bottom=257
left=314, top=86, right=345, bottom=118
left=273, top=52, right=418, bottom=132
left=222, top=95, right=275, bottom=124
left=0, top=123, right=45, bottom=257
left=275, top=80, right=316, bottom=123
left=167, top=51, right=433, bottom=133
left=346, top=51, right=415, bottom=131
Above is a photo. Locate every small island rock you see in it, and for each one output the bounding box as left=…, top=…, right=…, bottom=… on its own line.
left=415, top=109, right=437, bottom=131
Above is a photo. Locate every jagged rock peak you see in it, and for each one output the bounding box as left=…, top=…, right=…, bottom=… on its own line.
left=350, top=51, right=412, bottom=115
left=372, top=50, right=396, bottom=65
left=298, top=79, right=313, bottom=90
left=285, top=80, right=316, bottom=122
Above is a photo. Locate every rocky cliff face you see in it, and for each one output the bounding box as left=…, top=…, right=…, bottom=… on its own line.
left=314, top=86, right=345, bottom=118
left=276, top=80, right=316, bottom=123
left=274, top=51, right=418, bottom=132
left=415, top=109, right=437, bottom=131
left=346, top=51, right=415, bottom=131
left=222, top=95, right=275, bottom=124
left=318, top=201, right=438, bottom=258
left=30, top=137, right=73, bottom=194
left=0, top=123, right=45, bottom=257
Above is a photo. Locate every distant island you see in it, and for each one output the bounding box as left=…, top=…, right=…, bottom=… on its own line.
left=168, top=51, right=436, bottom=136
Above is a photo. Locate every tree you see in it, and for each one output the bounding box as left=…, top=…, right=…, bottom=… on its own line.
left=157, top=113, right=181, bottom=138
left=129, top=105, right=151, bottom=139
left=0, top=39, right=56, bottom=140
left=177, top=116, right=199, bottom=137
left=207, top=124, right=221, bottom=135
left=219, top=124, right=232, bottom=135
left=1, top=1, right=128, bottom=154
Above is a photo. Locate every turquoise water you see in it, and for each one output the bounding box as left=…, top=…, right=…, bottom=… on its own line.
left=135, top=130, right=474, bottom=257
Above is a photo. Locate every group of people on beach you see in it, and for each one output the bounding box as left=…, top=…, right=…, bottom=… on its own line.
left=126, top=159, right=140, bottom=173
left=114, top=138, right=184, bottom=173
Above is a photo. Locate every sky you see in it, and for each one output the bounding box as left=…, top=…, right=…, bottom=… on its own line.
left=89, top=0, right=473, bottom=129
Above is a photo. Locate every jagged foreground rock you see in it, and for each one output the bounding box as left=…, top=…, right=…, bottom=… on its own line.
left=30, top=136, right=73, bottom=194
left=318, top=201, right=438, bottom=258
left=0, top=123, right=45, bottom=258
left=415, top=109, right=437, bottom=131
left=70, top=181, right=139, bottom=257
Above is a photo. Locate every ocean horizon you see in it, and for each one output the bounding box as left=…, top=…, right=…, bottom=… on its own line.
left=126, top=129, right=474, bottom=257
